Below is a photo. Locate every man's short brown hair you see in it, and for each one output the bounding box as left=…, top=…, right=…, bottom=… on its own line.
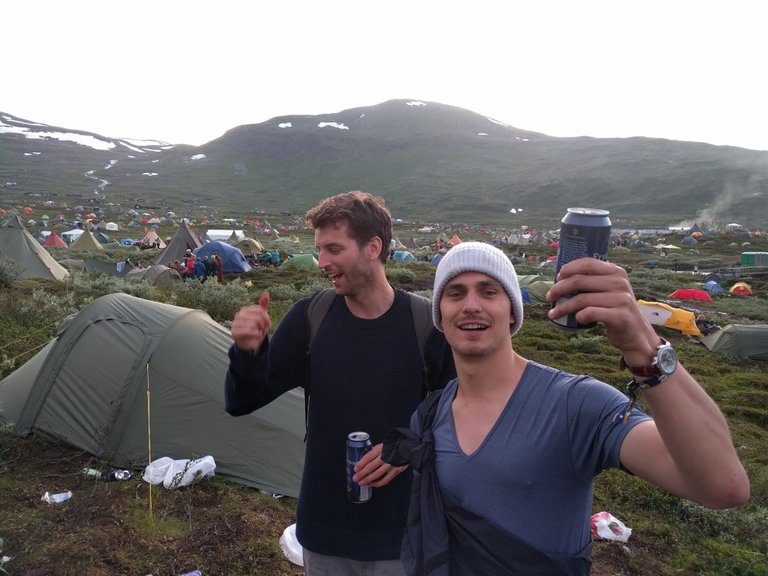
left=306, top=191, right=393, bottom=263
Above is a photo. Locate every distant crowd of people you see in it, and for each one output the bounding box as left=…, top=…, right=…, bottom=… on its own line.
left=250, top=250, right=282, bottom=267
left=168, top=249, right=223, bottom=283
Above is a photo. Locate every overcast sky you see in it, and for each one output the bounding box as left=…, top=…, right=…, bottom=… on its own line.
left=4, top=0, right=767, bottom=150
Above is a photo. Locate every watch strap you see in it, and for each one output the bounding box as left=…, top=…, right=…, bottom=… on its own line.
left=618, top=338, right=670, bottom=378
left=630, top=373, right=668, bottom=388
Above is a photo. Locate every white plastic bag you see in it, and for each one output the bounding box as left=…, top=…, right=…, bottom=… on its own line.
left=143, top=456, right=216, bottom=489
left=279, top=523, right=304, bottom=566
left=41, top=490, right=72, bottom=504
left=143, top=457, right=175, bottom=485
left=590, top=511, right=632, bottom=542
left=162, top=456, right=216, bottom=489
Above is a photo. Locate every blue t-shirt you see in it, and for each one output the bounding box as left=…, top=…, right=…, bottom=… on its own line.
left=429, top=361, right=650, bottom=557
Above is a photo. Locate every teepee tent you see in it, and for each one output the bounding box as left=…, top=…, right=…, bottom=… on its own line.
left=155, top=221, right=202, bottom=265
left=68, top=227, right=104, bottom=251
left=0, top=293, right=305, bottom=497
left=42, top=230, right=68, bottom=248
left=0, top=216, right=69, bottom=280
left=140, top=228, right=166, bottom=249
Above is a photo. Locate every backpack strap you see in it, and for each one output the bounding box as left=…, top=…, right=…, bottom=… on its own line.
left=307, top=288, right=337, bottom=345
left=303, top=288, right=337, bottom=435
left=406, top=292, right=435, bottom=397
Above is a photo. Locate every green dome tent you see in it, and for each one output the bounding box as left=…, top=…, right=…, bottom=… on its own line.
left=393, top=250, right=415, bottom=262
left=279, top=253, right=319, bottom=270
left=0, top=293, right=306, bottom=497
left=700, top=324, right=768, bottom=360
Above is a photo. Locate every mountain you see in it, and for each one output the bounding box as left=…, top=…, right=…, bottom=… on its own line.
left=2, top=101, right=767, bottom=227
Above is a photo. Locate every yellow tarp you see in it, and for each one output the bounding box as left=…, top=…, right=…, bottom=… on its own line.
left=637, top=300, right=702, bottom=337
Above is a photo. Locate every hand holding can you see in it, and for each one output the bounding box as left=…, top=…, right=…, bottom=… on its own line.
left=551, top=208, right=611, bottom=330
left=346, top=432, right=372, bottom=503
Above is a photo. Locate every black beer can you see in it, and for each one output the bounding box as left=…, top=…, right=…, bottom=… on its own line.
left=551, top=207, right=612, bottom=330
left=346, top=431, right=372, bottom=503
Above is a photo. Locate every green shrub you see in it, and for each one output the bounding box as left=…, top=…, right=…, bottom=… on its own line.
left=180, top=280, right=251, bottom=323
left=0, top=257, right=21, bottom=287
left=387, top=266, right=416, bottom=284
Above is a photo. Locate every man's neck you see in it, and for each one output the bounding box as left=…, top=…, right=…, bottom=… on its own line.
left=344, top=277, right=395, bottom=319
left=454, top=348, right=527, bottom=403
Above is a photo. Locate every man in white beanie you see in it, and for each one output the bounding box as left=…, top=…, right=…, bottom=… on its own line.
left=383, top=241, right=749, bottom=575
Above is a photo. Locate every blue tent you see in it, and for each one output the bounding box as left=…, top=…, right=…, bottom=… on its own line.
left=193, top=241, right=251, bottom=273
left=703, top=279, right=725, bottom=294
left=431, top=253, right=443, bottom=266
left=393, top=250, right=415, bottom=262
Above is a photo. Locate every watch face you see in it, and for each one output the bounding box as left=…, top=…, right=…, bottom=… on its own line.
left=658, top=346, right=678, bottom=374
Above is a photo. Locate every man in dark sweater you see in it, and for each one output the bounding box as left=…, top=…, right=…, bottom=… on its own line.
left=225, top=191, right=456, bottom=575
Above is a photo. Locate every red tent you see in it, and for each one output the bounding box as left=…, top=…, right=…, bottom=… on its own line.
left=669, top=289, right=713, bottom=301
left=42, top=230, right=68, bottom=248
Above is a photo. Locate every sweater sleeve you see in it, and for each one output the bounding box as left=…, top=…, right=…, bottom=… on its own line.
left=224, top=298, right=311, bottom=416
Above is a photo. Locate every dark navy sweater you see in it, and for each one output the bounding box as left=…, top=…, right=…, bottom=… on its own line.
left=225, top=289, right=455, bottom=561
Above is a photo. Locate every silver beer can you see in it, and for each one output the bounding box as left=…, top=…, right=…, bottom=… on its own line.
left=346, top=431, right=372, bottom=503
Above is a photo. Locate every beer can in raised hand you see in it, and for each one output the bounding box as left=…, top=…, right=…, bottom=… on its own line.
left=551, top=207, right=612, bottom=330
left=346, top=431, right=372, bottom=503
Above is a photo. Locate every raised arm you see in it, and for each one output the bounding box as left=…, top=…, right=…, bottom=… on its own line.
left=547, top=258, right=750, bottom=509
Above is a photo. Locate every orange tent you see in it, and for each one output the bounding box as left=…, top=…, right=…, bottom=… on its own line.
left=448, top=234, right=463, bottom=245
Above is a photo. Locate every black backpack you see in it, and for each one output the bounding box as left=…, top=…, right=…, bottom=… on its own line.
left=303, top=288, right=434, bottom=432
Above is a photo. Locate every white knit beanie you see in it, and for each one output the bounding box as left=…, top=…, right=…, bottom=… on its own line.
left=432, top=242, right=524, bottom=336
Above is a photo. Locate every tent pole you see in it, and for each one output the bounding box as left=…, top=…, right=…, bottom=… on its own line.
left=146, top=363, right=154, bottom=525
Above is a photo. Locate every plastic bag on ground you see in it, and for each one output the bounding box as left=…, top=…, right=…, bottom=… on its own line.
left=143, top=456, right=216, bottom=489
left=279, top=523, right=304, bottom=566
left=163, top=455, right=216, bottom=489
left=41, top=490, right=72, bottom=503
left=143, top=457, right=175, bottom=485
left=591, top=511, right=632, bottom=542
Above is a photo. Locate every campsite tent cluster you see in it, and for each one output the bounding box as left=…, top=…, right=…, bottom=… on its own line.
left=0, top=216, right=279, bottom=282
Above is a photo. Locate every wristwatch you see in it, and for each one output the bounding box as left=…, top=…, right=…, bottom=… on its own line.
left=619, top=338, right=678, bottom=387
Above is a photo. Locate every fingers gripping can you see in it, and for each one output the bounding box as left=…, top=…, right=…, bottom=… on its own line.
left=346, top=431, right=372, bottom=503
left=552, top=207, right=612, bottom=330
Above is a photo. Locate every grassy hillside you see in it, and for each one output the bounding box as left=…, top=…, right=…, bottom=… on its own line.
left=3, top=101, right=768, bottom=228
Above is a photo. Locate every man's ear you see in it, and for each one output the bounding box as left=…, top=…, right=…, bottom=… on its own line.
left=367, top=236, right=383, bottom=260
